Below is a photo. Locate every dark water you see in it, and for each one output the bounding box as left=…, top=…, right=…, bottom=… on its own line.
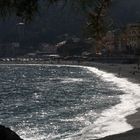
left=0, top=64, right=124, bottom=140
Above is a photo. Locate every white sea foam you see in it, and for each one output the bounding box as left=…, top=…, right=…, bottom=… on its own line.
left=72, top=66, right=140, bottom=139
left=52, top=65, right=140, bottom=140
left=49, top=77, right=84, bottom=83
left=61, top=78, right=84, bottom=83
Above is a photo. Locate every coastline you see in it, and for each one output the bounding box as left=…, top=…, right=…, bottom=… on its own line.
left=2, top=60, right=139, bottom=83
left=91, top=63, right=140, bottom=139
left=90, top=64, right=140, bottom=122
left=0, top=61, right=140, bottom=139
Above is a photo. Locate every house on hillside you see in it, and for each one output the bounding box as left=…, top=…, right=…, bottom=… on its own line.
left=56, top=38, right=91, bottom=56
left=103, top=31, right=115, bottom=55
left=125, top=23, right=140, bottom=55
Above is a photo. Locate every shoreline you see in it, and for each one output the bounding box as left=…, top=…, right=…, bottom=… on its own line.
left=85, top=63, right=140, bottom=140
left=0, top=61, right=140, bottom=139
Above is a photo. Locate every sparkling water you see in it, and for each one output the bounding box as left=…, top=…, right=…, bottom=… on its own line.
left=0, top=64, right=138, bottom=140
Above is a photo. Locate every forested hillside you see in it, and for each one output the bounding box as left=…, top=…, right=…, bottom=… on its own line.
left=0, top=0, right=139, bottom=44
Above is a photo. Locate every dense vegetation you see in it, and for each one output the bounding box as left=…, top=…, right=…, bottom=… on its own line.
left=0, top=0, right=139, bottom=56
left=0, top=0, right=111, bottom=42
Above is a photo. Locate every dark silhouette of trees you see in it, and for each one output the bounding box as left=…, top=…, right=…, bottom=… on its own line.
left=0, top=0, right=111, bottom=55
left=85, top=0, right=111, bottom=53
left=0, top=0, right=111, bottom=39
left=0, top=0, right=39, bottom=21
left=0, top=0, right=111, bottom=23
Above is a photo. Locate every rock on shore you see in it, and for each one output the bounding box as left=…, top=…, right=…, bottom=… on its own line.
left=0, top=125, right=23, bottom=140
left=1, top=125, right=140, bottom=140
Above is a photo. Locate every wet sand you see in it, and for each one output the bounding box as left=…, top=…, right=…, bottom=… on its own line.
left=97, top=128, right=140, bottom=140
left=91, top=63, right=140, bottom=84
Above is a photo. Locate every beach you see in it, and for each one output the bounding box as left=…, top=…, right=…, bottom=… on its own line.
left=46, top=61, right=140, bottom=140
left=96, top=128, right=140, bottom=140
left=92, top=63, right=140, bottom=140
left=92, top=63, right=140, bottom=84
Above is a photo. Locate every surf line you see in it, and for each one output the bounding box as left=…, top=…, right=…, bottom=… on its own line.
left=78, top=66, right=140, bottom=139
left=55, top=64, right=140, bottom=140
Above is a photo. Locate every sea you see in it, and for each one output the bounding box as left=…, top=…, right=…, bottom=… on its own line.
left=0, top=64, right=140, bottom=140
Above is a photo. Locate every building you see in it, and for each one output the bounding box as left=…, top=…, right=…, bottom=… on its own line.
left=118, top=31, right=128, bottom=53
left=106, top=23, right=140, bottom=55
left=125, top=23, right=140, bottom=54
left=91, top=23, right=140, bottom=56
left=105, top=31, right=115, bottom=54
left=99, top=31, right=116, bottom=56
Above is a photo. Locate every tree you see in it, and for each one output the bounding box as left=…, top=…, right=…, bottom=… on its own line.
left=0, top=0, right=111, bottom=22
left=0, top=0, right=111, bottom=55
left=85, top=0, right=111, bottom=53
left=0, top=0, right=38, bottom=21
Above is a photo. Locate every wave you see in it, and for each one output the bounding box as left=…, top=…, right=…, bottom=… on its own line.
left=49, top=65, right=140, bottom=140
left=11, top=64, right=140, bottom=140
left=49, top=78, right=84, bottom=83
left=67, top=66, right=140, bottom=139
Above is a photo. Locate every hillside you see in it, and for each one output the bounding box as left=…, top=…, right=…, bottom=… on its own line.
left=0, top=0, right=139, bottom=44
